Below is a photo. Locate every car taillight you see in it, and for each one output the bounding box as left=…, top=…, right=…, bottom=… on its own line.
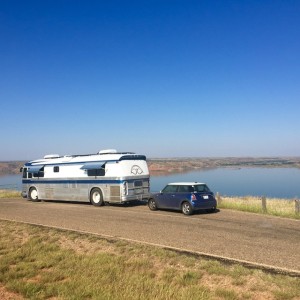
left=191, top=194, right=197, bottom=201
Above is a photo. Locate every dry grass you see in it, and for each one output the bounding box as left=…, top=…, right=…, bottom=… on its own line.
left=0, top=190, right=20, bottom=199
left=0, top=220, right=299, bottom=300
left=218, top=196, right=300, bottom=219
left=0, top=284, right=24, bottom=300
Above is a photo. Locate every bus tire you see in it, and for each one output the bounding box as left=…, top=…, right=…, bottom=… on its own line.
left=29, top=187, right=40, bottom=202
left=90, top=188, right=104, bottom=206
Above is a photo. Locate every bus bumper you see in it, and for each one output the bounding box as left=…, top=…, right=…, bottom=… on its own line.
left=122, top=193, right=150, bottom=202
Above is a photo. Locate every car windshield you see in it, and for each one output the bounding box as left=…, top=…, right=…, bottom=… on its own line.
left=194, top=184, right=211, bottom=193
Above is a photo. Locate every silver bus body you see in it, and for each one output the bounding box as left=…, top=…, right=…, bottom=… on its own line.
left=21, top=149, right=150, bottom=205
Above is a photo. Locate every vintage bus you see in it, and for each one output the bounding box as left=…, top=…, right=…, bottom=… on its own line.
left=21, top=149, right=150, bottom=206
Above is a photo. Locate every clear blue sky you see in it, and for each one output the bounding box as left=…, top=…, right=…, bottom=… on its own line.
left=1, top=0, right=300, bottom=160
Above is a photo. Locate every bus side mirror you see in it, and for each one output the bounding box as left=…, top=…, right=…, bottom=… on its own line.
left=20, top=167, right=23, bottom=172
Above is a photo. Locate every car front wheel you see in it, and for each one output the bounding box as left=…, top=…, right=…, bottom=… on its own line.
left=148, top=198, right=157, bottom=211
left=182, top=201, right=193, bottom=215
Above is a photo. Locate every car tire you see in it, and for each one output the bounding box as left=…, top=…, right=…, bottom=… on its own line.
left=182, top=201, right=193, bottom=215
left=148, top=198, right=158, bottom=211
left=90, top=188, right=104, bottom=206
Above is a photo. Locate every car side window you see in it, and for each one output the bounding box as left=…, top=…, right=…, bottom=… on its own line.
left=178, top=185, right=192, bottom=192
left=163, top=185, right=178, bottom=193
left=188, top=186, right=194, bottom=192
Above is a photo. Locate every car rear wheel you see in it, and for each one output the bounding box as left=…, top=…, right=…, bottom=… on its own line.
left=182, top=201, right=193, bottom=215
left=148, top=198, right=157, bottom=211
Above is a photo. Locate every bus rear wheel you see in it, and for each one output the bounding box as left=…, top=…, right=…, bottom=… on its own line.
left=90, top=188, right=104, bottom=206
left=29, top=187, right=40, bottom=202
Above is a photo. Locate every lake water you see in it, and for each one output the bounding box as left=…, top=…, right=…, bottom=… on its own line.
left=150, top=168, right=300, bottom=199
left=0, top=174, right=22, bottom=190
left=1, top=168, right=300, bottom=199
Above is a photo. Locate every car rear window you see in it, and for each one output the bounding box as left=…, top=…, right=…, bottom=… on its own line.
left=194, top=184, right=210, bottom=192
left=178, top=185, right=194, bottom=193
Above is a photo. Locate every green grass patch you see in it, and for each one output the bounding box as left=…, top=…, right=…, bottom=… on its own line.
left=0, top=220, right=299, bottom=299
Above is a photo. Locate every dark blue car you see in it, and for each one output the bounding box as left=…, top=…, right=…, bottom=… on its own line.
left=148, top=182, right=217, bottom=215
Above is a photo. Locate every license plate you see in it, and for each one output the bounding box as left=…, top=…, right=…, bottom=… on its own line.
left=203, top=195, right=209, bottom=199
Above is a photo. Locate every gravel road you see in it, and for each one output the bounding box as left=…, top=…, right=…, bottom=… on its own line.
left=0, top=198, right=299, bottom=274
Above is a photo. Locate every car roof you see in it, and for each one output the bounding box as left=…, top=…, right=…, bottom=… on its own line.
left=167, top=182, right=206, bottom=185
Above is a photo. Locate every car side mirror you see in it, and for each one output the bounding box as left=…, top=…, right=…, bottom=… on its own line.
left=160, top=190, right=163, bottom=194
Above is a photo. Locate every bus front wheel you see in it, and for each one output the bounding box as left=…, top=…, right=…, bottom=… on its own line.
left=90, top=188, right=104, bottom=206
left=29, top=187, right=40, bottom=202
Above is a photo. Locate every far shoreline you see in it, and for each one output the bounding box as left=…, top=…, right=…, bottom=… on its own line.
left=147, top=157, right=300, bottom=176
left=1, top=157, right=300, bottom=176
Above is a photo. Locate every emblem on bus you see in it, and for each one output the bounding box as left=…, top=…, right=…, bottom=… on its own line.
left=131, top=165, right=143, bottom=175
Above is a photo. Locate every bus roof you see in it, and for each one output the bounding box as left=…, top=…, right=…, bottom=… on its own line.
left=25, top=150, right=146, bottom=166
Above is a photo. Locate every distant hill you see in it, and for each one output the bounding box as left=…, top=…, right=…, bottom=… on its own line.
left=147, top=157, right=300, bottom=175
left=0, top=161, right=25, bottom=175
left=1, top=158, right=300, bottom=176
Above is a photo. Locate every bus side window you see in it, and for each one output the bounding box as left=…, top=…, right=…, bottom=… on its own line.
left=99, top=164, right=106, bottom=176
left=22, top=168, right=27, bottom=179
left=87, top=169, right=96, bottom=176
left=87, top=167, right=105, bottom=177
left=38, top=167, right=44, bottom=177
left=99, top=167, right=105, bottom=176
left=32, top=167, right=44, bottom=178
left=54, top=166, right=59, bottom=173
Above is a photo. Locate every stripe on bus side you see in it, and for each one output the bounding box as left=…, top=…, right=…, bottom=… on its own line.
left=22, top=178, right=148, bottom=185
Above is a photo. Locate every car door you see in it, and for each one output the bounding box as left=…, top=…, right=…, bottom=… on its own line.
left=158, top=185, right=178, bottom=209
left=175, top=185, right=192, bottom=209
